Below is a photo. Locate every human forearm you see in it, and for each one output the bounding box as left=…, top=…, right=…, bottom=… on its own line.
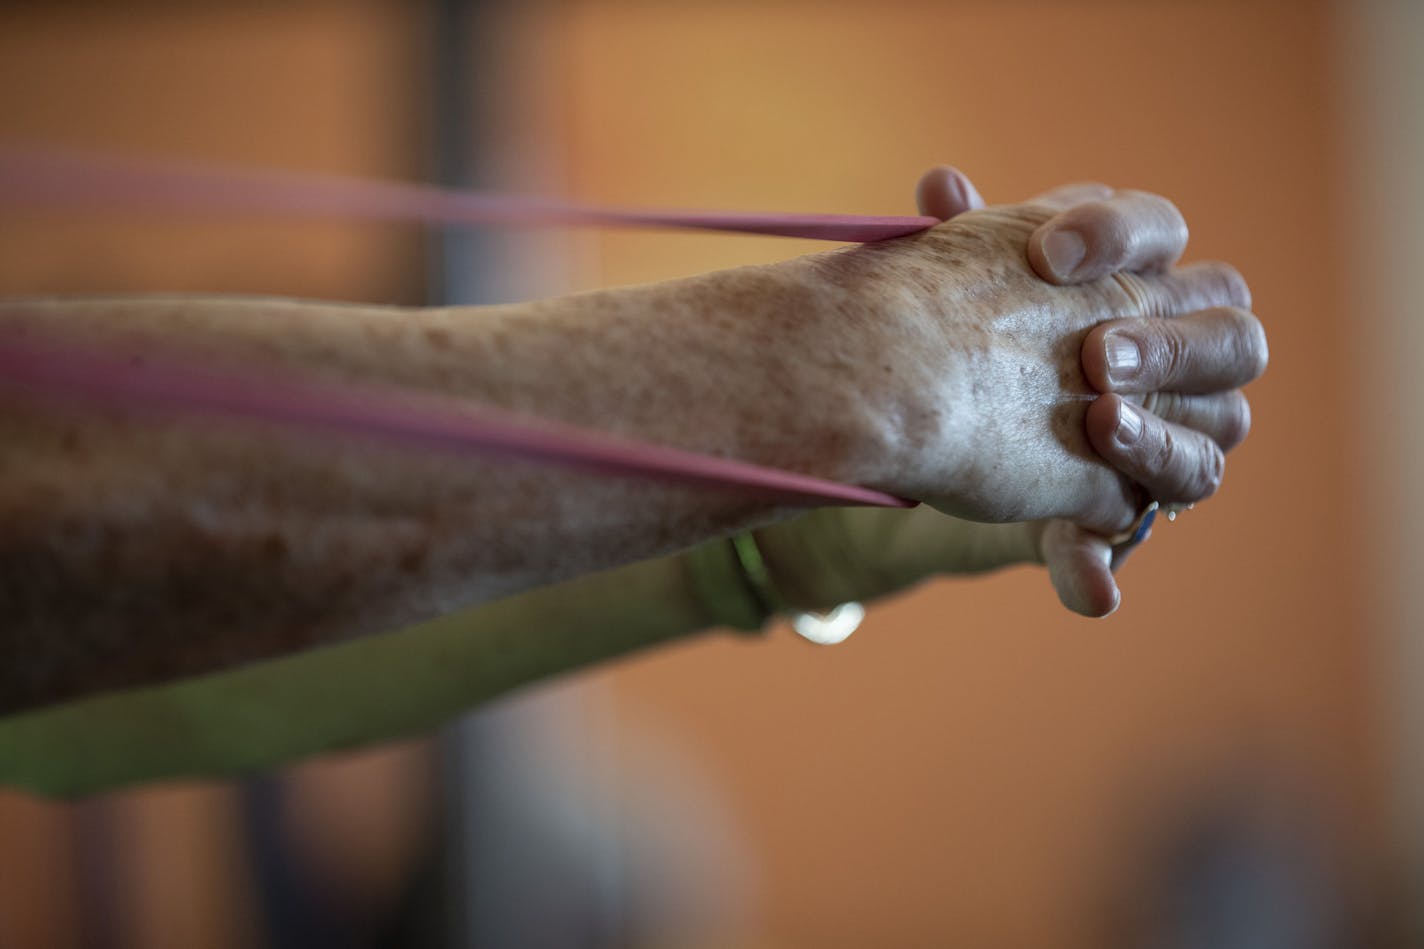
left=0, top=545, right=748, bottom=797
left=0, top=266, right=898, bottom=710
left=0, top=192, right=1263, bottom=709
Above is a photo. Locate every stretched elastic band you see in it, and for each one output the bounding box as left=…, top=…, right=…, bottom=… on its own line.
left=0, top=144, right=939, bottom=243
left=0, top=145, right=927, bottom=508
left=0, top=332, right=914, bottom=510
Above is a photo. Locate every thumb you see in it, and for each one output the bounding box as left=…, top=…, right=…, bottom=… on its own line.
left=1039, top=519, right=1122, bottom=618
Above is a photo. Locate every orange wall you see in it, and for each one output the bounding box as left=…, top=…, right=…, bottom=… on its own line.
left=0, top=1, right=1386, bottom=946
left=0, top=0, right=428, bottom=302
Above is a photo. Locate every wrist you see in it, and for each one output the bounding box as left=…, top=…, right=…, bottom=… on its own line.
left=783, top=248, right=975, bottom=505
left=714, top=257, right=908, bottom=492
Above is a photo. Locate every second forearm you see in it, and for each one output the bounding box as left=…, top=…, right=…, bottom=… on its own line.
left=0, top=545, right=743, bottom=796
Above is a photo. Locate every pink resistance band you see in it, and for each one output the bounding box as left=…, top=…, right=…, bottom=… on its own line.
left=0, top=334, right=911, bottom=508
left=0, top=145, right=939, bottom=242
left=0, top=145, right=923, bottom=509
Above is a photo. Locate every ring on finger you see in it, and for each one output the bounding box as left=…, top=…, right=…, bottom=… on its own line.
left=1109, top=501, right=1159, bottom=548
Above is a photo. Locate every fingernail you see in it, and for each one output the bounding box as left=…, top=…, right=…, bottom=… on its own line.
left=1116, top=403, right=1144, bottom=444
left=1104, top=334, right=1142, bottom=384
left=1042, top=228, right=1087, bottom=279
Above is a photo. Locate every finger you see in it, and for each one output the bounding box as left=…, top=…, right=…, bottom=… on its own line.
left=1027, top=181, right=1114, bottom=211
left=1039, top=519, right=1120, bottom=617
left=1139, top=390, right=1252, bottom=451
left=1111, top=260, right=1252, bottom=319
left=1083, top=306, right=1268, bottom=394
left=1086, top=395, right=1226, bottom=504
left=915, top=165, right=985, bottom=220
left=1028, top=190, right=1189, bottom=284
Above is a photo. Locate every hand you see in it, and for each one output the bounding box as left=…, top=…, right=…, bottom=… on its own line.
left=922, top=167, right=1266, bottom=613
left=816, top=199, right=1248, bottom=530
left=761, top=169, right=1266, bottom=616
left=920, top=166, right=1261, bottom=510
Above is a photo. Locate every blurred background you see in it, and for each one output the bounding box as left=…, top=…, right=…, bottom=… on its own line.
left=0, top=0, right=1418, bottom=945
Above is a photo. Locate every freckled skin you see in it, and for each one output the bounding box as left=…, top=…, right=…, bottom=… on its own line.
left=0, top=204, right=1163, bottom=712
left=809, top=204, right=1150, bottom=524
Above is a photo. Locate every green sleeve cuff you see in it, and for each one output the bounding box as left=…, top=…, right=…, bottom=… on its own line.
left=683, top=537, right=769, bottom=634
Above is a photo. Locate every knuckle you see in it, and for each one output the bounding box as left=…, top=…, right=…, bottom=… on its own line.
left=1109, top=271, right=1156, bottom=319
left=1167, top=428, right=1225, bottom=500
left=1144, top=418, right=1178, bottom=474
left=1163, top=199, right=1189, bottom=251
left=1073, top=200, right=1132, bottom=264
left=1218, top=306, right=1269, bottom=382
left=1218, top=392, right=1252, bottom=450
left=1146, top=321, right=1191, bottom=386
left=1126, top=189, right=1190, bottom=250
left=1152, top=424, right=1224, bottom=501
left=1247, top=316, right=1269, bottom=380
left=1194, top=441, right=1226, bottom=499
left=1203, top=261, right=1253, bottom=309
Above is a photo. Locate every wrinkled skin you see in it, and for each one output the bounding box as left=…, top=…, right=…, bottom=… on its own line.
left=759, top=169, right=1266, bottom=617
left=819, top=204, right=1243, bottom=529
left=0, top=169, right=1265, bottom=718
